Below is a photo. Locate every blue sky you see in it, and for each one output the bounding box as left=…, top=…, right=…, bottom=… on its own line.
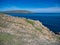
left=0, top=0, right=60, bottom=13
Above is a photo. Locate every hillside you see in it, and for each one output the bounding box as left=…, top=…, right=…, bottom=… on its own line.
left=0, top=10, right=33, bottom=14
left=0, top=13, right=60, bottom=45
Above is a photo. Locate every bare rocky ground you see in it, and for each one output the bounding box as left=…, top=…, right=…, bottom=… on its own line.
left=0, top=13, right=60, bottom=45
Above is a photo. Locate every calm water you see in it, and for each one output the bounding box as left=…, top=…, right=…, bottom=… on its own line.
left=7, top=13, right=60, bottom=33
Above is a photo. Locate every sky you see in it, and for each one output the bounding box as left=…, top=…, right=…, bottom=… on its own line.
left=0, top=0, right=60, bottom=13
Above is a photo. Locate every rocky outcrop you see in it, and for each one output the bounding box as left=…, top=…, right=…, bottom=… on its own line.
left=0, top=13, right=60, bottom=45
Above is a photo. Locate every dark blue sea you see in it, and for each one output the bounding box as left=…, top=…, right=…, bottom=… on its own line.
left=7, top=13, right=60, bottom=33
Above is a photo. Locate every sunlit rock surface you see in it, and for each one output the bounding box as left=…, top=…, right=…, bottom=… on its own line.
left=0, top=13, right=60, bottom=45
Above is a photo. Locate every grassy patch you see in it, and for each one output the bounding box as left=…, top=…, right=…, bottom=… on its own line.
left=0, top=33, right=13, bottom=40
left=25, top=19, right=34, bottom=25
left=57, top=37, right=60, bottom=40
left=35, top=27, right=42, bottom=32
left=0, top=23, right=6, bottom=28
left=25, top=19, right=42, bottom=32
left=0, top=33, right=14, bottom=45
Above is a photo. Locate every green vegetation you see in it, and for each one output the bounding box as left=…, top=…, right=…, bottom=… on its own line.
left=0, top=33, right=14, bottom=45
left=0, top=23, right=7, bottom=28
left=35, top=27, right=40, bottom=30
left=0, top=33, right=12, bottom=41
left=57, top=36, right=60, bottom=40
left=25, top=19, right=42, bottom=32
left=25, top=19, right=34, bottom=25
left=35, top=27, right=42, bottom=32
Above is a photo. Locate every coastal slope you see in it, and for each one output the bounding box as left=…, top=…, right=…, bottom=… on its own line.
left=0, top=13, right=60, bottom=45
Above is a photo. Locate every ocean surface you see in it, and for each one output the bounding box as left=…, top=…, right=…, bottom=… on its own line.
left=7, top=13, right=60, bottom=33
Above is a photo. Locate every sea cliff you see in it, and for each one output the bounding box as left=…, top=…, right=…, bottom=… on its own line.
left=0, top=13, right=60, bottom=45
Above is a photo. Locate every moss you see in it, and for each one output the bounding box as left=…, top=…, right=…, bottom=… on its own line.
left=25, top=19, right=34, bottom=25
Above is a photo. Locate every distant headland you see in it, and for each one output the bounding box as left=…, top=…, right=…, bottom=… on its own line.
left=0, top=10, right=33, bottom=14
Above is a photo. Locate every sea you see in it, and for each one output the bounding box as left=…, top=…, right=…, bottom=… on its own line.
left=7, top=13, right=60, bottom=33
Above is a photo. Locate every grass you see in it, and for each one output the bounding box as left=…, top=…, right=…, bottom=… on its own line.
left=57, top=36, right=60, bottom=40
left=35, top=27, right=40, bottom=30
left=0, top=32, right=14, bottom=45
left=35, top=27, right=42, bottom=32
left=25, top=19, right=42, bottom=32
left=0, top=33, right=13, bottom=40
left=25, top=19, right=34, bottom=25
left=0, top=23, right=7, bottom=28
